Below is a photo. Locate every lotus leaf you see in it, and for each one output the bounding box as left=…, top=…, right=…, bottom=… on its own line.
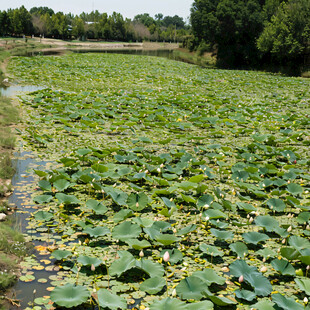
left=125, top=239, right=151, bottom=250
left=176, top=224, right=197, bottom=236
left=266, top=198, right=286, bottom=212
left=187, top=300, right=214, bottom=310
left=55, top=193, right=81, bottom=204
left=97, top=288, right=127, bottom=310
left=50, top=284, right=90, bottom=308
left=193, top=269, right=226, bottom=286
left=287, top=183, right=303, bottom=196
left=229, top=260, right=272, bottom=296
left=127, top=192, right=149, bottom=211
left=112, top=221, right=141, bottom=241
left=84, top=226, right=110, bottom=238
left=33, top=194, right=53, bottom=204
left=160, top=249, right=183, bottom=265
left=150, top=298, right=187, bottom=310
left=77, top=255, right=102, bottom=267
left=242, top=232, right=269, bottom=245
left=38, top=180, right=51, bottom=191
left=109, top=251, right=136, bottom=277
left=210, top=228, right=234, bottom=241
left=229, top=242, right=248, bottom=257
left=176, top=276, right=210, bottom=300
left=155, top=233, right=179, bottom=245
left=272, top=293, right=304, bottom=310
left=86, top=199, right=108, bottom=215
left=199, top=244, right=224, bottom=257
left=140, top=276, right=166, bottom=294
left=271, top=258, right=295, bottom=276
left=295, top=278, right=310, bottom=295
left=51, top=249, right=71, bottom=260
left=235, top=289, right=256, bottom=302
left=135, top=259, right=165, bottom=278
left=53, top=179, right=71, bottom=192
left=34, top=211, right=53, bottom=222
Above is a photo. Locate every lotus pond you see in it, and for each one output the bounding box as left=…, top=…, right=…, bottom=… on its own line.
left=6, top=53, right=310, bottom=309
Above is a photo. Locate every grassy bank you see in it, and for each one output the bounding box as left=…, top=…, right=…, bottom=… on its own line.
left=174, top=48, right=216, bottom=67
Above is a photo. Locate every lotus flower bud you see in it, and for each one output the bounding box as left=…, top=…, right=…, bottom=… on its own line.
left=238, top=275, right=244, bottom=283
left=282, top=239, right=286, bottom=244
left=287, top=226, right=292, bottom=233
left=304, top=297, right=308, bottom=304
left=33, top=289, right=36, bottom=294
left=163, top=251, right=170, bottom=262
left=139, top=250, right=144, bottom=258
left=260, top=266, right=267, bottom=273
left=91, top=264, right=95, bottom=272
left=136, top=202, right=139, bottom=207
left=249, top=217, right=254, bottom=224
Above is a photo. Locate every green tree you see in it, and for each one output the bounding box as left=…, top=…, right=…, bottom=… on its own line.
left=257, top=0, right=310, bottom=73
left=72, top=17, right=85, bottom=39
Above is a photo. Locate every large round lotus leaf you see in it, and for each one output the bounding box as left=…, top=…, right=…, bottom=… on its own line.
left=186, top=300, right=214, bottom=310
left=266, top=198, right=286, bottom=212
left=50, top=284, right=90, bottom=307
left=86, top=199, right=108, bottom=215
left=176, top=275, right=212, bottom=301
left=125, top=239, right=151, bottom=250
left=287, top=183, right=303, bottom=196
left=242, top=231, right=269, bottom=245
left=160, top=248, right=183, bottom=265
left=210, top=228, right=234, bottom=240
left=55, top=193, right=81, bottom=204
left=97, top=288, right=127, bottom=310
left=38, top=180, right=51, bottom=191
left=77, top=255, right=102, bottom=267
left=127, top=192, right=149, bottom=211
left=271, top=258, right=295, bottom=276
left=229, top=242, right=248, bottom=257
left=150, top=298, right=187, bottom=310
left=199, top=243, right=224, bottom=257
left=84, top=226, right=110, bottom=238
left=288, top=235, right=310, bottom=251
left=34, top=211, right=53, bottom=222
left=272, top=293, right=304, bottom=310
left=176, top=224, right=197, bottom=236
left=109, top=251, right=136, bottom=277
left=254, top=215, right=279, bottom=232
left=295, top=278, right=310, bottom=295
left=135, top=259, right=165, bottom=278
left=197, top=194, right=214, bottom=209
left=51, top=249, right=71, bottom=260
left=155, top=233, right=179, bottom=245
left=33, top=194, right=53, bottom=204
left=112, top=221, right=141, bottom=241
left=53, top=179, right=71, bottom=192
left=235, top=289, right=256, bottom=302
left=140, top=276, right=165, bottom=294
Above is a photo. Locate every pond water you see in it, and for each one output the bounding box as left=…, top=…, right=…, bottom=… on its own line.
left=0, top=85, right=45, bottom=97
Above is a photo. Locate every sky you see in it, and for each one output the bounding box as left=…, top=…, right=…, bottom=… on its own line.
left=0, top=0, right=194, bottom=21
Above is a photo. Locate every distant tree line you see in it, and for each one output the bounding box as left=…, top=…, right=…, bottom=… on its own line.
left=0, top=6, right=189, bottom=42
left=190, top=0, right=310, bottom=74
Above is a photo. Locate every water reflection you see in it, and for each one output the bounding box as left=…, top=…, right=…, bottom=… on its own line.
left=0, top=85, right=45, bottom=97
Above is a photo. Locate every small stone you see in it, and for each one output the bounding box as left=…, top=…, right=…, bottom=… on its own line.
left=0, top=213, right=7, bottom=221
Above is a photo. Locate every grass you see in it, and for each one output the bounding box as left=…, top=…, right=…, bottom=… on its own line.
left=174, top=48, right=216, bottom=67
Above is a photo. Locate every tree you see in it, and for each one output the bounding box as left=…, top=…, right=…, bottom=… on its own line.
left=190, top=0, right=264, bottom=67
left=257, top=0, right=310, bottom=73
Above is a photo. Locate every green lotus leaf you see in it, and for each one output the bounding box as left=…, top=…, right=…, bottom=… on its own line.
left=272, top=293, right=304, bottom=310
left=34, top=211, right=53, bottom=222
left=188, top=174, right=205, bottom=183
left=160, top=248, right=183, bottom=265
left=55, top=193, right=81, bottom=204
left=38, top=180, right=52, bottom=191
left=237, top=202, right=257, bottom=213
left=289, top=235, right=310, bottom=251
left=77, top=255, right=102, bottom=267
left=132, top=217, right=154, bottom=228
left=109, top=251, right=136, bottom=277
left=53, top=179, right=71, bottom=192
left=51, top=249, right=71, bottom=260
left=271, top=258, right=295, bottom=276
left=178, top=181, right=197, bottom=191
left=113, top=209, right=134, bottom=223
left=155, top=233, right=179, bottom=245
left=176, top=224, right=197, bottom=236
left=280, top=247, right=301, bottom=260
left=297, top=212, right=310, bottom=224
left=234, top=289, right=256, bottom=302
left=180, top=193, right=196, bottom=204
left=127, top=192, right=149, bottom=211
left=193, top=268, right=226, bottom=286
left=150, top=298, right=187, bottom=310
left=287, top=183, right=303, bottom=196
left=242, top=231, right=269, bottom=245
left=75, top=148, right=92, bottom=157
left=210, top=228, right=234, bottom=241
left=161, top=197, right=176, bottom=209
left=104, top=187, right=128, bottom=206
left=186, top=300, right=214, bottom=310
left=97, top=288, right=127, bottom=310
left=208, top=295, right=237, bottom=306
left=33, top=194, right=53, bottom=204
left=86, top=199, right=108, bottom=215
left=84, top=226, right=110, bottom=238
left=135, top=258, right=165, bottom=278
left=266, top=198, right=286, bottom=212
left=203, top=209, right=227, bottom=220
left=125, top=239, right=151, bottom=250
left=197, top=194, right=214, bottom=210
left=140, top=276, right=166, bottom=294
left=112, top=221, right=141, bottom=241
left=199, top=244, right=224, bottom=257
left=254, top=215, right=280, bottom=232
left=50, top=284, right=90, bottom=308
left=232, top=170, right=249, bottom=182
left=251, top=299, right=275, bottom=310
left=256, top=248, right=277, bottom=259
left=229, top=260, right=272, bottom=296
left=176, top=276, right=210, bottom=300
left=295, top=278, right=310, bottom=295
left=229, top=242, right=248, bottom=258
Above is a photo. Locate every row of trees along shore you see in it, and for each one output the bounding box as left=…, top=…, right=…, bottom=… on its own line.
left=0, top=6, right=190, bottom=42
left=190, top=0, right=310, bottom=74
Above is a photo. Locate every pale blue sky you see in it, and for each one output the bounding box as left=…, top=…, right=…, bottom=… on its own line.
left=0, top=0, right=193, bottom=20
